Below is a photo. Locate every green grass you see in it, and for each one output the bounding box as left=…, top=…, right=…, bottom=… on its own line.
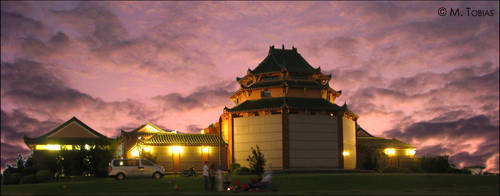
left=1, top=173, right=498, bottom=195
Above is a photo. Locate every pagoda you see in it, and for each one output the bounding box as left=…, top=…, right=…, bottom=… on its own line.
left=219, top=45, right=358, bottom=170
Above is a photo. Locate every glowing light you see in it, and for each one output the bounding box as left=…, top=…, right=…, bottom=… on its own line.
left=85, top=144, right=91, bottom=150
left=36, top=144, right=61, bottom=151
left=407, top=149, right=416, bottom=156
left=131, top=147, right=140, bottom=157
left=330, top=113, right=334, bottom=117
left=201, top=130, right=205, bottom=134
left=384, top=148, right=396, bottom=156
left=202, top=147, right=209, bottom=153
left=342, top=151, right=350, bottom=156
left=119, top=161, right=124, bottom=166
left=144, top=146, right=151, bottom=152
left=171, top=146, right=183, bottom=154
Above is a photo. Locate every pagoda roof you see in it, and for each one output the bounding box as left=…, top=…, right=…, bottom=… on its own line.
left=243, top=80, right=325, bottom=89
left=24, top=117, right=113, bottom=145
left=250, top=46, right=320, bottom=74
left=226, top=97, right=343, bottom=112
left=139, top=133, right=225, bottom=146
left=357, top=137, right=414, bottom=149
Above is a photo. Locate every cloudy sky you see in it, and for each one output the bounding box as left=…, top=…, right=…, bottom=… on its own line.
left=1, top=1, right=498, bottom=172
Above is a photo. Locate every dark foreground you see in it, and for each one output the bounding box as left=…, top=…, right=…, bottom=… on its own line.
left=1, top=173, right=499, bottom=195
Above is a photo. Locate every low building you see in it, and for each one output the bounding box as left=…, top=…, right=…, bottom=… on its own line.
left=24, top=117, right=114, bottom=152
left=120, top=123, right=226, bottom=171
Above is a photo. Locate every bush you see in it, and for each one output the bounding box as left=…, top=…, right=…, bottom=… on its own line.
left=230, top=163, right=241, bottom=172
left=19, top=174, right=37, bottom=184
left=22, top=167, right=38, bottom=176
left=420, top=156, right=453, bottom=173
left=2, top=173, right=22, bottom=185
left=246, top=145, right=266, bottom=176
left=232, top=166, right=251, bottom=175
left=36, top=170, right=52, bottom=182
left=381, top=167, right=413, bottom=173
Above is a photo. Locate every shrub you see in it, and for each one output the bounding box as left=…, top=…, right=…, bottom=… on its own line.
left=19, top=174, right=37, bottom=184
left=381, top=167, right=412, bottom=173
left=230, top=163, right=241, bottom=171
left=22, top=167, right=38, bottom=176
left=246, top=145, right=266, bottom=176
left=36, top=170, right=52, bottom=182
left=420, top=156, right=452, bottom=173
left=232, top=166, right=251, bottom=175
left=2, top=173, right=22, bottom=185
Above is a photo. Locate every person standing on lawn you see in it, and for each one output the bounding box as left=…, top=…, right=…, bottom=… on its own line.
left=209, top=163, right=216, bottom=191
left=203, top=161, right=209, bottom=190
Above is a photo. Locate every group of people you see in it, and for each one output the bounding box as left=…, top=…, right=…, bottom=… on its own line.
left=202, top=161, right=273, bottom=192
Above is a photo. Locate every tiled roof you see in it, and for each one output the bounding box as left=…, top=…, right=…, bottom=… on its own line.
left=226, top=97, right=343, bottom=112
left=357, top=137, right=414, bottom=149
left=243, top=80, right=325, bottom=89
left=24, top=117, right=113, bottom=145
left=140, top=133, right=225, bottom=146
left=250, top=46, right=320, bottom=74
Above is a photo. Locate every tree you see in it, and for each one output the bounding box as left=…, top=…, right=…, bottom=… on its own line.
left=16, top=154, right=25, bottom=171
left=246, top=145, right=266, bottom=177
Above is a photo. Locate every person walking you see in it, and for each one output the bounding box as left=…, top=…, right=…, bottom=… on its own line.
left=217, top=167, right=223, bottom=191
left=203, top=161, right=209, bottom=190
left=209, top=163, right=216, bottom=191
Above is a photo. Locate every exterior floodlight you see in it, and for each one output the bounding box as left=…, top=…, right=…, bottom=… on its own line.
left=384, top=148, right=396, bottom=156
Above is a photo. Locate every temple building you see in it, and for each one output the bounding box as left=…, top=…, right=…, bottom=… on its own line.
left=22, top=46, right=416, bottom=173
left=219, top=45, right=359, bottom=170
left=120, top=123, right=225, bottom=171
left=24, top=117, right=114, bottom=152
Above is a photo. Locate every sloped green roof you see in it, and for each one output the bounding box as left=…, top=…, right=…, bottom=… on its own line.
left=227, top=97, right=342, bottom=112
left=243, top=80, right=325, bottom=89
left=250, top=46, right=320, bottom=74
left=357, top=137, right=414, bottom=149
left=24, top=117, right=113, bottom=145
left=140, top=133, right=225, bottom=146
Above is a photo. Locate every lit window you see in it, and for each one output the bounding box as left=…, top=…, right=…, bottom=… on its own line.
left=384, top=148, right=396, bottom=156
left=261, top=89, right=271, bottom=97
left=342, top=151, right=350, bottom=156
left=36, top=144, right=61, bottom=151
left=407, top=149, right=416, bottom=156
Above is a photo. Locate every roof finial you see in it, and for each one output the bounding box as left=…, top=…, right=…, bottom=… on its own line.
left=292, top=45, right=297, bottom=52
left=282, top=44, right=285, bottom=50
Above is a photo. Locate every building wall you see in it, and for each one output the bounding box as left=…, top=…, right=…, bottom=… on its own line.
left=287, top=88, right=322, bottom=98
left=288, top=114, right=339, bottom=168
left=151, top=145, right=224, bottom=171
left=342, top=117, right=356, bottom=169
left=233, top=114, right=283, bottom=169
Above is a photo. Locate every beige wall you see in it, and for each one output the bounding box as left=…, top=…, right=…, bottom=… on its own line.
left=233, top=114, right=283, bottom=169
left=289, top=114, right=339, bottom=168
left=342, top=117, right=356, bottom=169
left=152, top=145, right=223, bottom=171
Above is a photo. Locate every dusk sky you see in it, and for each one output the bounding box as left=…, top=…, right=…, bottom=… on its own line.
left=1, top=1, right=499, bottom=172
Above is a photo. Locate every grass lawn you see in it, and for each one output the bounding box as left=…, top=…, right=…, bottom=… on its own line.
left=1, top=173, right=498, bottom=195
